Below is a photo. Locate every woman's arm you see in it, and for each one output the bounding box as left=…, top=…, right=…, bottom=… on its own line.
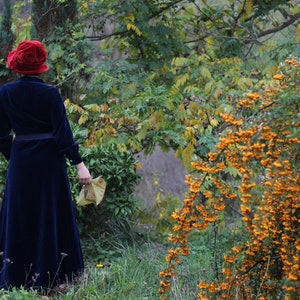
left=50, top=88, right=91, bottom=184
left=50, top=88, right=83, bottom=165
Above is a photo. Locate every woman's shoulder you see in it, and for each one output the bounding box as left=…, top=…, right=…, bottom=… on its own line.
left=0, top=82, right=15, bottom=98
left=20, top=77, right=60, bottom=94
left=0, top=81, right=16, bottom=89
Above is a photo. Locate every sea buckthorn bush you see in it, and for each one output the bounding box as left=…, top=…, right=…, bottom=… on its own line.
left=159, top=58, right=300, bottom=299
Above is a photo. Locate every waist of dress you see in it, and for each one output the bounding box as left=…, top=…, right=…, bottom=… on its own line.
left=14, top=132, right=54, bottom=141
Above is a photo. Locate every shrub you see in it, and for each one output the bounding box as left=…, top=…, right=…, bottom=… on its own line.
left=68, top=121, right=140, bottom=235
left=159, top=58, right=300, bottom=299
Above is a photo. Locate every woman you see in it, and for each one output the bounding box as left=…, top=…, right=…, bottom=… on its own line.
left=0, top=40, right=91, bottom=290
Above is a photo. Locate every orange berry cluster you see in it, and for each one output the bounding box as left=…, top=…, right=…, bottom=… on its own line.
left=159, top=58, right=300, bottom=299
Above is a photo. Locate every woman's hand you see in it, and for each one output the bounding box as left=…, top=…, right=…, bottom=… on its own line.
left=76, top=162, right=91, bottom=184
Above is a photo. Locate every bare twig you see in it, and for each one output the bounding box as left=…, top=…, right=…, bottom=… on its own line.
left=255, top=254, right=271, bottom=300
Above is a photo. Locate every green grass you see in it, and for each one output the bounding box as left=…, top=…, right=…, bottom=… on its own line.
left=74, top=243, right=167, bottom=300
left=0, top=235, right=218, bottom=300
left=0, top=216, right=241, bottom=300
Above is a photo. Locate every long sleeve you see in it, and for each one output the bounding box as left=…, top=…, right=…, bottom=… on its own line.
left=50, top=88, right=83, bottom=165
left=0, top=88, right=13, bottom=160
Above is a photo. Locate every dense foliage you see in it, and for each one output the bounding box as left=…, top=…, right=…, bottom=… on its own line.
left=159, top=58, right=300, bottom=299
left=0, top=0, right=299, bottom=298
left=0, top=0, right=14, bottom=84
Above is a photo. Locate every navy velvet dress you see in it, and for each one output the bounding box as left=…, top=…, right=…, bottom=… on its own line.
left=0, top=76, right=84, bottom=290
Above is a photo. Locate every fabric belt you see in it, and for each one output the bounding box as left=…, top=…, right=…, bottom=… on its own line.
left=14, top=132, right=53, bottom=141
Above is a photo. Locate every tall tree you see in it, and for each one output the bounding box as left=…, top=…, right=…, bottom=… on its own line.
left=31, top=0, right=77, bottom=41
left=31, top=0, right=91, bottom=99
left=0, top=0, right=15, bottom=85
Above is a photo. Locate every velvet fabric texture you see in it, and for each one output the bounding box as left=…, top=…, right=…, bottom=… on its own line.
left=7, top=41, right=48, bottom=75
left=0, top=76, right=84, bottom=290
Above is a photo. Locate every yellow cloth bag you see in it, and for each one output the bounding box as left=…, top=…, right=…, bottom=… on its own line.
left=76, top=176, right=106, bottom=206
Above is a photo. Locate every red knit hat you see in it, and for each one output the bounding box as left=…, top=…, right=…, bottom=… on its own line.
left=7, top=40, right=48, bottom=75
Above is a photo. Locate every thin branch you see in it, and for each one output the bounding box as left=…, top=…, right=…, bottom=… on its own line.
left=186, top=9, right=300, bottom=46
left=86, top=2, right=300, bottom=48
left=228, top=203, right=243, bottom=217
left=87, top=30, right=127, bottom=41
left=149, top=0, right=184, bottom=20
left=245, top=102, right=274, bottom=123
left=255, top=254, right=271, bottom=300
left=231, top=0, right=248, bottom=33
left=255, top=12, right=300, bottom=40
left=86, top=0, right=185, bottom=41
